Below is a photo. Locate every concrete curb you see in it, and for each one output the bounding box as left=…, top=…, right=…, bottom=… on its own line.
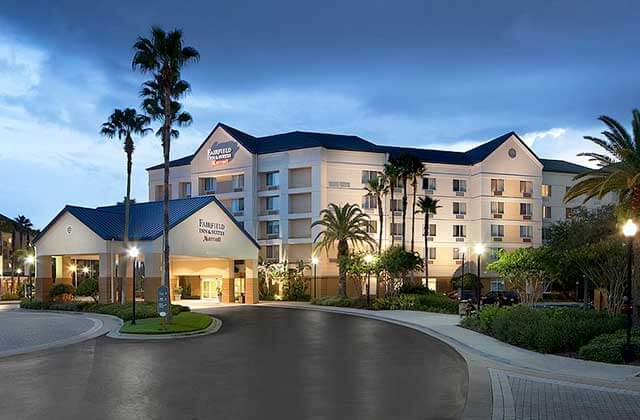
left=0, top=310, right=108, bottom=358
left=106, top=316, right=222, bottom=340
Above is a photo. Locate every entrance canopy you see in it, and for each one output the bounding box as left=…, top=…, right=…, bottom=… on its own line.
left=33, top=196, right=259, bottom=259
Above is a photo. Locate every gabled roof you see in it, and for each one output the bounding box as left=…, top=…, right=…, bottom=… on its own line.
left=540, top=158, right=590, bottom=174
left=34, top=196, right=260, bottom=248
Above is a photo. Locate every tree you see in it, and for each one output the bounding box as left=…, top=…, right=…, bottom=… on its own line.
left=312, top=203, right=375, bottom=297
left=377, top=246, right=423, bottom=296
left=13, top=215, right=33, bottom=247
left=487, top=247, right=555, bottom=306
left=383, top=161, right=402, bottom=246
left=416, top=196, right=441, bottom=283
left=409, top=161, right=426, bottom=252
left=76, top=278, right=100, bottom=303
left=364, top=174, right=389, bottom=254
left=132, top=27, right=199, bottom=321
left=389, top=153, right=423, bottom=250
left=100, top=108, right=150, bottom=303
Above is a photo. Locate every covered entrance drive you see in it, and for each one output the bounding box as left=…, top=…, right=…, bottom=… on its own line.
left=33, top=196, right=261, bottom=304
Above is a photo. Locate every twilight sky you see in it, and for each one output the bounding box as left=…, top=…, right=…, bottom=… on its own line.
left=1, top=0, right=639, bottom=228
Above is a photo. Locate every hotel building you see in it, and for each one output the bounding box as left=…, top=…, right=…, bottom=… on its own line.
left=146, top=123, right=612, bottom=296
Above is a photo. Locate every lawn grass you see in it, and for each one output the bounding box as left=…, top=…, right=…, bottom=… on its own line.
left=120, top=312, right=213, bottom=335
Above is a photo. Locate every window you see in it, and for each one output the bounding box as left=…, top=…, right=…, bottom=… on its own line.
left=265, top=245, right=279, bottom=260
left=392, top=177, right=403, bottom=189
left=428, top=247, right=436, bottom=260
left=390, top=198, right=402, bottom=212
left=453, top=225, right=466, bottom=237
left=520, top=225, right=533, bottom=238
left=203, top=177, right=216, bottom=193
left=428, top=223, right=436, bottom=237
left=488, top=247, right=503, bottom=262
left=426, top=278, right=437, bottom=291
left=422, top=177, right=436, bottom=191
left=362, top=194, right=377, bottom=209
left=453, top=179, right=467, bottom=192
left=490, top=280, right=505, bottom=292
left=232, top=174, right=244, bottom=191
left=541, top=184, right=551, bottom=197
left=453, top=248, right=462, bottom=260
left=366, top=220, right=377, bottom=234
left=265, top=196, right=279, bottom=211
left=265, top=172, right=280, bottom=188
left=453, top=202, right=466, bottom=215
left=491, top=179, right=504, bottom=195
left=543, top=206, right=551, bottom=219
left=491, top=224, right=504, bottom=237
left=520, top=203, right=532, bottom=216
left=542, top=227, right=550, bottom=241
left=520, top=181, right=533, bottom=196
left=491, top=201, right=504, bottom=214
left=231, top=198, right=244, bottom=213
left=361, top=170, right=381, bottom=184
left=179, top=182, right=191, bottom=198
left=155, top=185, right=171, bottom=200
left=266, top=221, right=279, bottom=236
left=391, top=223, right=402, bottom=236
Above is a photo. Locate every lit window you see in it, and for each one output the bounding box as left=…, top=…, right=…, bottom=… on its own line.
left=541, top=184, right=551, bottom=197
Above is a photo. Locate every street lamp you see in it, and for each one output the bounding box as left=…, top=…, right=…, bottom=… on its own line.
left=622, top=219, right=637, bottom=363
left=311, top=256, right=319, bottom=299
left=364, top=253, right=376, bottom=307
left=128, top=246, right=140, bottom=325
left=24, top=255, right=34, bottom=300
left=474, top=244, right=486, bottom=308
left=459, top=247, right=467, bottom=302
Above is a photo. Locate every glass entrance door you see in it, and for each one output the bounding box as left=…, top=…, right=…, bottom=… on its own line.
left=201, top=278, right=222, bottom=301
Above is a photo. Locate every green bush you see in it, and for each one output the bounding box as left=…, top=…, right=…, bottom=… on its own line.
left=398, top=283, right=432, bottom=295
left=578, top=329, right=640, bottom=364
left=48, top=301, right=91, bottom=312
left=311, top=296, right=368, bottom=308
left=75, top=279, right=99, bottom=302
left=372, top=293, right=458, bottom=314
left=48, top=284, right=75, bottom=300
left=1, top=292, right=20, bottom=301
left=474, top=305, right=626, bottom=354
left=20, top=299, right=48, bottom=310
left=19, top=300, right=190, bottom=321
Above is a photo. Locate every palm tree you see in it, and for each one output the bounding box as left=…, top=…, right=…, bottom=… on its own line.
left=384, top=161, right=402, bottom=246
left=132, top=27, right=199, bottom=319
left=100, top=108, right=151, bottom=304
left=312, top=203, right=375, bottom=297
left=364, top=174, right=389, bottom=254
left=416, top=196, right=441, bottom=282
left=13, top=215, right=33, bottom=247
left=390, top=153, right=423, bottom=250
left=410, top=162, right=426, bottom=252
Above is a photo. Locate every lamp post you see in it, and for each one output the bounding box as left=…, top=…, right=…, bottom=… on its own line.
left=25, top=255, right=34, bottom=300
left=364, top=253, right=376, bottom=307
left=474, top=244, right=485, bottom=309
left=622, top=219, right=637, bottom=363
left=460, top=247, right=466, bottom=302
left=311, top=256, right=319, bottom=299
left=128, top=246, right=140, bottom=325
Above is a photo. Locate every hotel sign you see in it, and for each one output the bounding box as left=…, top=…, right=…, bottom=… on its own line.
left=199, top=218, right=226, bottom=243
left=207, top=141, right=239, bottom=166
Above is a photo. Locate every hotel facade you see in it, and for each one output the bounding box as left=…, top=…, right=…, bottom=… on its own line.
left=146, top=123, right=612, bottom=296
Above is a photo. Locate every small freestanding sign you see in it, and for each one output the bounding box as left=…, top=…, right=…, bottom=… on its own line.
left=157, top=285, right=170, bottom=317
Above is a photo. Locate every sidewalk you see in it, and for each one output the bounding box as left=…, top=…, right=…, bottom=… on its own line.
left=258, top=302, right=640, bottom=420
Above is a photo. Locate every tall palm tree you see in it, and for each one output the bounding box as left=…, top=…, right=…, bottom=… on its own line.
left=384, top=161, right=402, bottom=246
left=312, top=203, right=375, bottom=297
left=132, top=27, right=199, bottom=319
left=364, top=174, right=389, bottom=254
left=416, top=196, right=441, bottom=283
left=391, top=152, right=423, bottom=250
left=410, top=163, right=426, bottom=252
left=100, top=108, right=151, bottom=304
left=13, top=215, right=33, bottom=247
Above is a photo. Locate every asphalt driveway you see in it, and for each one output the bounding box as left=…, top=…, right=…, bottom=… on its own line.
left=0, top=306, right=468, bottom=420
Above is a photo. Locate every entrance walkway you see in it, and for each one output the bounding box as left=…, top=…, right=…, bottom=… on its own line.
left=258, top=302, right=640, bottom=420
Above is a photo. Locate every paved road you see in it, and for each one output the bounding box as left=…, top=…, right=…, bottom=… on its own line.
left=0, top=306, right=468, bottom=420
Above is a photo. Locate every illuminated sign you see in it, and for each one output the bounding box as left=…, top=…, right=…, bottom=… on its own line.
left=198, top=218, right=226, bottom=243
left=207, top=141, right=239, bottom=166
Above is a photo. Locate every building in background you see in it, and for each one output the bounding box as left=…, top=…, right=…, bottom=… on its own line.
left=146, top=123, right=613, bottom=296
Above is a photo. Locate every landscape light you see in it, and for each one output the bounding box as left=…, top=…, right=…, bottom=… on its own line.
left=364, top=254, right=376, bottom=264
left=16, top=268, right=22, bottom=274
left=623, top=219, right=637, bottom=238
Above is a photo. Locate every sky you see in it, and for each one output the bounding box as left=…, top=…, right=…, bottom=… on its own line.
left=1, top=0, right=639, bottom=228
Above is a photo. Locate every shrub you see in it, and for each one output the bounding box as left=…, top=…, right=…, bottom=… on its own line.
left=75, top=279, right=99, bottom=302
left=1, top=292, right=20, bottom=301
left=283, top=280, right=310, bottom=301
left=578, top=329, right=640, bottom=364
left=48, top=284, right=75, bottom=301
left=478, top=305, right=508, bottom=333
left=372, top=293, right=458, bottom=314
left=398, top=283, right=432, bottom=295
left=19, top=300, right=190, bottom=321
left=311, top=296, right=368, bottom=308
left=20, top=299, right=48, bottom=310
left=48, top=301, right=91, bottom=312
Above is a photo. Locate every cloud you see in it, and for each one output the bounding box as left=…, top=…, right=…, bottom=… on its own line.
left=522, top=128, right=567, bottom=147
left=0, top=35, right=47, bottom=97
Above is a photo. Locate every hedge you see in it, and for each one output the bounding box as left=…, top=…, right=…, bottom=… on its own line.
left=20, top=300, right=190, bottom=321
left=311, top=296, right=368, bottom=308
left=312, top=293, right=458, bottom=314
left=578, top=329, right=640, bottom=364
left=461, top=305, right=626, bottom=354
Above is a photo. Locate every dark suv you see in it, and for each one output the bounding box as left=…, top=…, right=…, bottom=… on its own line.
left=481, top=291, right=519, bottom=306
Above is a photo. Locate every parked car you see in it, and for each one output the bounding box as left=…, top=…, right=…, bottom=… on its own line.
left=448, top=290, right=478, bottom=303
left=481, top=291, right=519, bottom=306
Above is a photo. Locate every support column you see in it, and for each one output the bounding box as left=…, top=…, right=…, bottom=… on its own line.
left=35, top=256, right=53, bottom=302
left=98, top=253, right=114, bottom=303
left=60, top=256, right=75, bottom=286
left=245, top=259, right=259, bottom=304
left=143, top=253, right=162, bottom=303
left=221, top=259, right=235, bottom=303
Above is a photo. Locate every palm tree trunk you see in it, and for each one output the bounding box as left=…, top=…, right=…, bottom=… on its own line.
left=162, top=84, right=173, bottom=323
left=390, top=185, right=396, bottom=246
left=401, top=177, right=408, bottom=250
left=424, top=212, right=429, bottom=282
left=120, top=146, right=133, bottom=304
left=337, top=241, right=348, bottom=297
left=410, top=179, right=417, bottom=252
left=377, top=196, right=383, bottom=255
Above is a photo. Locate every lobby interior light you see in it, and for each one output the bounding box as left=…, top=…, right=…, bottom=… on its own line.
left=16, top=268, right=22, bottom=274
left=474, top=244, right=486, bottom=255
left=81, top=266, right=90, bottom=274
left=623, top=219, right=638, bottom=238
left=128, top=246, right=140, bottom=258
left=364, top=254, right=376, bottom=264
left=69, top=264, right=77, bottom=272
left=25, top=255, right=35, bottom=265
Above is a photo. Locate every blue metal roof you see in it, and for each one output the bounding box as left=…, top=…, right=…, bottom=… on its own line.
left=540, top=158, right=590, bottom=174
left=34, top=196, right=260, bottom=248
left=145, top=122, right=581, bottom=172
